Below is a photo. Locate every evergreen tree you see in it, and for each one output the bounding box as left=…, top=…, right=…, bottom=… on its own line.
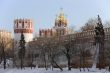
left=18, top=32, right=26, bottom=69
left=95, top=15, right=105, bottom=69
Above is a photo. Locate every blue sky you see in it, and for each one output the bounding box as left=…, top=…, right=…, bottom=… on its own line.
left=0, top=0, right=110, bottom=35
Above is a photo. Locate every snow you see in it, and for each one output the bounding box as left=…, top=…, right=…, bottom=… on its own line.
left=92, top=43, right=99, bottom=69
left=0, top=59, right=13, bottom=68
left=0, top=59, right=110, bottom=73
left=0, top=68, right=110, bottom=73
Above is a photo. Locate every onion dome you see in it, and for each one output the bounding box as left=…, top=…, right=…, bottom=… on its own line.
left=55, top=9, right=68, bottom=27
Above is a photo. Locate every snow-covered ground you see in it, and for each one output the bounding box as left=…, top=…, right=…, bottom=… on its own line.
left=0, top=68, right=110, bottom=73
left=0, top=59, right=13, bottom=68
left=0, top=59, right=110, bottom=73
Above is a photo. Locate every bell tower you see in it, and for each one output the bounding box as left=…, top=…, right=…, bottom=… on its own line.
left=54, top=9, right=68, bottom=36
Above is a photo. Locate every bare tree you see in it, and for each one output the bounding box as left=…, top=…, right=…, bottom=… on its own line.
left=0, top=39, right=12, bottom=69
left=49, top=38, right=63, bottom=71
left=37, top=37, right=64, bottom=71
left=27, top=42, right=36, bottom=69
left=104, top=21, right=110, bottom=28
left=60, top=35, right=75, bottom=71
left=34, top=39, right=49, bottom=70
left=78, top=43, right=91, bottom=71
left=81, top=18, right=97, bottom=31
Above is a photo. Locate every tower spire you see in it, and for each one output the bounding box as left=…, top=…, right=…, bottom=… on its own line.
left=97, top=15, right=103, bottom=28
left=98, top=15, right=101, bottom=23
left=60, top=7, right=63, bottom=14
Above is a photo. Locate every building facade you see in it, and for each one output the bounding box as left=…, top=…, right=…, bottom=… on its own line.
left=36, top=15, right=110, bottom=67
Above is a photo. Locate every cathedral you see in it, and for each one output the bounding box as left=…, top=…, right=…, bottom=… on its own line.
left=39, top=10, right=69, bottom=37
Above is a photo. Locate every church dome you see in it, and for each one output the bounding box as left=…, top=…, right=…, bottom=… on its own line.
left=55, top=9, right=68, bottom=27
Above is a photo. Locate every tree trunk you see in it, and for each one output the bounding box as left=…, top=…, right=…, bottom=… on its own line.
left=20, top=50, right=23, bottom=69
left=43, top=53, right=47, bottom=70
left=52, top=59, right=63, bottom=71
left=3, top=47, right=6, bottom=69
left=80, top=51, right=82, bottom=71
left=82, top=54, right=85, bottom=71
left=3, top=56, right=6, bottom=69
left=109, top=66, right=110, bottom=72
left=51, top=59, right=54, bottom=71
left=66, top=50, right=71, bottom=71
left=21, top=56, right=23, bottom=69
left=67, top=55, right=71, bottom=70
left=31, top=54, right=34, bottom=69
